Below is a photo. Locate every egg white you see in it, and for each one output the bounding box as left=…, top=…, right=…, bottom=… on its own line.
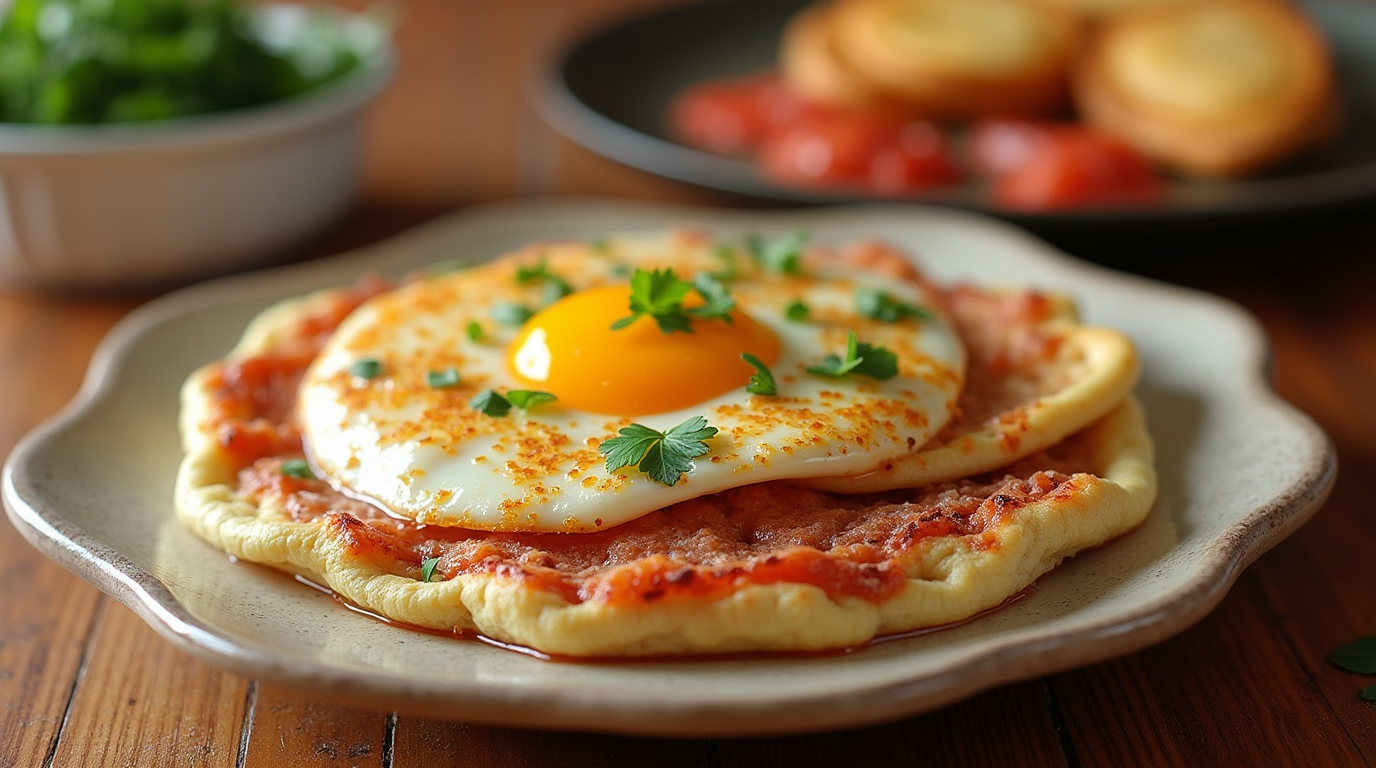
left=298, top=232, right=966, bottom=532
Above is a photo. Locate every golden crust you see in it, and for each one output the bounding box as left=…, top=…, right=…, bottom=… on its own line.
left=822, top=0, right=1080, bottom=118
left=1072, top=0, right=1340, bottom=178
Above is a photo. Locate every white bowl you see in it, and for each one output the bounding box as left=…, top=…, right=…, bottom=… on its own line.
left=0, top=4, right=394, bottom=291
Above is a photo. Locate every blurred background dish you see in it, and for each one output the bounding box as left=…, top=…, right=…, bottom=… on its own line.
left=535, top=0, right=1376, bottom=235
left=0, top=1, right=393, bottom=291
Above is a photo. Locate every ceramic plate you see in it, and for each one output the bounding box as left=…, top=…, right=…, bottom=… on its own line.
left=534, top=0, right=1376, bottom=229
left=3, top=200, right=1334, bottom=737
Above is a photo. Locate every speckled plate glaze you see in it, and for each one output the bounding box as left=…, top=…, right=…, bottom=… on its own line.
left=3, top=200, right=1334, bottom=737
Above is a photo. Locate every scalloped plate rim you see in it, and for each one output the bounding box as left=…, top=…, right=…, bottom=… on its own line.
left=1, top=198, right=1336, bottom=736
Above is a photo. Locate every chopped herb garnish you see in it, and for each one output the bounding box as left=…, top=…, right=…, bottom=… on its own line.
left=281, top=459, right=315, bottom=480
left=465, top=320, right=485, bottom=342
left=516, top=256, right=573, bottom=305
left=515, top=256, right=555, bottom=284
left=747, top=230, right=807, bottom=275
left=589, top=237, right=610, bottom=253
left=741, top=353, right=777, bottom=396
left=855, top=287, right=934, bottom=323
left=469, top=389, right=512, bottom=417
left=691, top=272, right=736, bottom=323
left=420, top=557, right=441, bottom=582
left=427, top=368, right=461, bottom=388
left=609, top=263, right=633, bottom=277
left=599, top=416, right=718, bottom=486
left=469, top=388, right=555, bottom=416
left=611, top=268, right=734, bottom=334
left=542, top=279, right=573, bottom=305
left=709, top=243, right=741, bottom=281
left=784, top=298, right=810, bottom=322
left=1329, top=636, right=1376, bottom=674
left=491, top=302, right=534, bottom=328
left=350, top=359, right=383, bottom=380
left=611, top=267, right=694, bottom=333
left=506, top=390, right=557, bottom=410
left=806, top=331, right=899, bottom=380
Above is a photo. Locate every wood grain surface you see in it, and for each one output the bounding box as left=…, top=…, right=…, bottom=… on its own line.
left=2, top=1, right=1374, bottom=766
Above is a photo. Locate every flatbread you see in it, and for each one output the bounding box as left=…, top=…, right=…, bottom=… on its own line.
left=174, top=234, right=1156, bottom=657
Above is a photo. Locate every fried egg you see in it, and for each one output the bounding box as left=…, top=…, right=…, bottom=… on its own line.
left=297, top=232, right=966, bottom=532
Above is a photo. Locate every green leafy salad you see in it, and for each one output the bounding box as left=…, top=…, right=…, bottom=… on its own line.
left=0, top=0, right=372, bottom=125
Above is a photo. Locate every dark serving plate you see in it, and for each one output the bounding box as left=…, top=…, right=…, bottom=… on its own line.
left=533, top=0, right=1376, bottom=233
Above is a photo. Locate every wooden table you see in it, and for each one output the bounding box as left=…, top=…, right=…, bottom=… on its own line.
left=3, top=1, right=1375, bottom=765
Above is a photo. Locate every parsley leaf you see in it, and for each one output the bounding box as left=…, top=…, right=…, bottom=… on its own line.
left=515, top=256, right=573, bottom=297
left=709, top=243, right=741, bottom=281
left=784, top=298, right=810, bottom=322
left=599, top=416, right=718, bottom=486
left=469, top=389, right=512, bottom=417
left=599, top=424, right=662, bottom=475
left=350, top=358, right=383, bottom=380
left=420, top=557, right=441, bottom=582
left=542, top=280, right=573, bottom=305
left=427, top=368, right=461, bottom=388
left=806, top=331, right=899, bottom=380
left=807, top=334, right=863, bottom=378
left=280, top=459, right=315, bottom=480
left=741, top=353, right=777, bottom=396
left=465, top=320, right=485, bottom=342
left=747, top=230, right=807, bottom=275
left=1329, top=636, right=1376, bottom=674
left=855, top=287, right=934, bottom=323
left=517, top=255, right=575, bottom=305
left=514, top=259, right=547, bottom=283
left=491, top=302, right=534, bottom=328
left=506, top=390, right=557, bottom=410
left=849, top=341, right=900, bottom=380
left=689, top=272, right=736, bottom=323
left=611, top=268, right=735, bottom=334
left=470, top=389, right=556, bottom=416
left=611, top=267, right=695, bottom=333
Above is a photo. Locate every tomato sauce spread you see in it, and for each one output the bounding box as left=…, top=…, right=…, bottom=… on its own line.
left=240, top=457, right=1083, bottom=606
left=206, top=272, right=1093, bottom=608
left=668, top=73, right=1162, bottom=209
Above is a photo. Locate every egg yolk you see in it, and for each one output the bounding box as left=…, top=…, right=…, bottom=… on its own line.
left=507, top=285, right=782, bottom=416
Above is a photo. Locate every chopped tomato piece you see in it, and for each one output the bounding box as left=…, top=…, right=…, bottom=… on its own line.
left=869, top=121, right=961, bottom=194
left=672, top=72, right=963, bottom=196
left=759, top=112, right=960, bottom=193
left=970, top=118, right=1059, bottom=177
left=752, top=75, right=827, bottom=130
left=980, top=121, right=1163, bottom=210
left=757, top=112, right=901, bottom=185
left=669, top=72, right=820, bottom=155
